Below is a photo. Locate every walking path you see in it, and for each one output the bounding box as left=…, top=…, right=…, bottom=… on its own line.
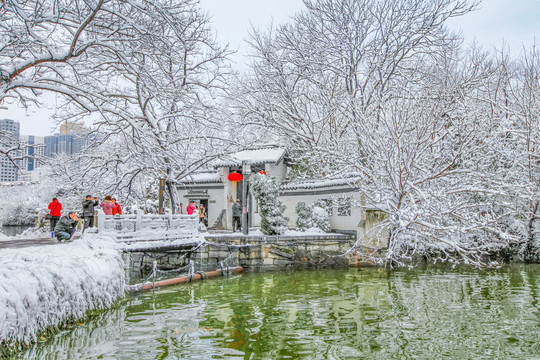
left=0, top=235, right=81, bottom=249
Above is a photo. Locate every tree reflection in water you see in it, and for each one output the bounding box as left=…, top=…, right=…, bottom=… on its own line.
left=17, top=265, right=540, bottom=359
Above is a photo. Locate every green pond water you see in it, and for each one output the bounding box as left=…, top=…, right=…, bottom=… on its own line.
left=16, top=265, right=540, bottom=359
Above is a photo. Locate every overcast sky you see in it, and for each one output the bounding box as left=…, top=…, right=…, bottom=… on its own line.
left=4, top=0, right=540, bottom=136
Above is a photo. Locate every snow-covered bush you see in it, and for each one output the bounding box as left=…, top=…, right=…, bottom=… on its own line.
left=296, top=201, right=331, bottom=233
left=0, top=182, right=53, bottom=226
left=1, top=202, right=36, bottom=226
left=0, top=234, right=125, bottom=348
left=312, top=205, right=331, bottom=233
left=250, top=173, right=288, bottom=235
left=295, top=202, right=313, bottom=231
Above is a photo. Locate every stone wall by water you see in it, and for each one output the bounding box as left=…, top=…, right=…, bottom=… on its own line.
left=123, top=234, right=359, bottom=281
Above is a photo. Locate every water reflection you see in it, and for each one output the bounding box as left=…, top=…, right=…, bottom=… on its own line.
left=1, top=225, right=32, bottom=237
left=15, top=265, right=540, bottom=359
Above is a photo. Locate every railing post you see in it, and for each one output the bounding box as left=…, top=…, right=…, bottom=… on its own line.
left=97, top=209, right=105, bottom=232
left=136, top=209, right=143, bottom=232
left=166, top=208, right=172, bottom=229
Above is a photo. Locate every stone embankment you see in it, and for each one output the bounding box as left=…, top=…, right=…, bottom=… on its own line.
left=123, top=233, right=363, bottom=281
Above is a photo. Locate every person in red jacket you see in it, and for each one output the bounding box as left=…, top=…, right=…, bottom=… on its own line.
left=112, top=198, right=122, bottom=215
left=47, top=198, right=62, bottom=236
left=186, top=201, right=196, bottom=215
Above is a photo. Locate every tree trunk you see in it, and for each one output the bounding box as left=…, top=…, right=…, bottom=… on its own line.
left=525, top=200, right=539, bottom=262
left=166, top=179, right=180, bottom=214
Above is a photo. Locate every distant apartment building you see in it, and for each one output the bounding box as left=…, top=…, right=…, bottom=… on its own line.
left=20, top=135, right=45, bottom=171
left=60, top=121, right=87, bottom=134
left=43, top=121, right=95, bottom=158
left=18, top=135, right=45, bottom=182
left=44, top=133, right=91, bottom=157
left=1, top=120, right=97, bottom=183
left=0, top=119, right=21, bottom=183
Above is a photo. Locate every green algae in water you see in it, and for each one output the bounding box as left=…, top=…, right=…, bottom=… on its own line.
left=13, top=265, right=540, bottom=359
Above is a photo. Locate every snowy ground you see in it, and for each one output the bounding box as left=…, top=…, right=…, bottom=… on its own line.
left=0, top=227, right=51, bottom=241
left=0, top=234, right=125, bottom=345
left=120, top=235, right=206, bottom=251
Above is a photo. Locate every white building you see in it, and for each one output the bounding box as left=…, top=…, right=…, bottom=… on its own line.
left=18, top=135, right=45, bottom=182
left=176, top=144, right=388, bottom=245
left=0, top=119, right=21, bottom=183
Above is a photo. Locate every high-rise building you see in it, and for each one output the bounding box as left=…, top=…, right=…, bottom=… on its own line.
left=59, top=121, right=86, bottom=135
left=20, top=135, right=45, bottom=171
left=0, top=119, right=21, bottom=183
left=43, top=132, right=93, bottom=157
left=17, top=135, right=45, bottom=182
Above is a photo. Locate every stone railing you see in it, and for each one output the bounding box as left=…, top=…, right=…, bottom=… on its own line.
left=96, top=210, right=199, bottom=242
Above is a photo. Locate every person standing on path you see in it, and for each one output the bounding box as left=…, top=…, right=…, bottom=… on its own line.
left=198, top=204, right=206, bottom=224
left=186, top=201, right=196, bottom=215
left=47, top=198, right=62, bottom=237
left=100, top=195, right=116, bottom=215
left=55, top=212, right=79, bottom=242
left=232, top=199, right=242, bottom=232
left=82, top=195, right=99, bottom=231
left=112, top=198, right=122, bottom=215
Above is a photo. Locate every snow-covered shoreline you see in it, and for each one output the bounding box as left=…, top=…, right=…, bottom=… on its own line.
left=0, top=234, right=125, bottom=345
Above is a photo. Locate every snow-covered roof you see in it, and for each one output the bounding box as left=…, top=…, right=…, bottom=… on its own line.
left=177, top=172, right=222, bottom=184
left=280, top=177, right=360, bottom=191
left=213, top=146, right=287, bottom=168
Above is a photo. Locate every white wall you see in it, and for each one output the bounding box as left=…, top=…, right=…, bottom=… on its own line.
left=265, top=161, right=287, bottom=182
left=176, top=185, right=225, bottom=227
left=280, top=190, right=364, bottom=233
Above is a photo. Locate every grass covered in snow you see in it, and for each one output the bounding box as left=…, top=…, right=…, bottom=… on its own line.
left=0, top=234, right=125, bottom=348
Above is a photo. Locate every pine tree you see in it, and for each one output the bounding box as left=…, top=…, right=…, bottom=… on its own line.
left=250, top=173, right=288, bottom=235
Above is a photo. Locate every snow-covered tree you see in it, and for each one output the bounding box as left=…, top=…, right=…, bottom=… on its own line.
left=250, top=173, right=288, bottom=235
left=295, top=202, right=313, bottom=231
left=1, top=0, right=212, bottom=111
left=76, top=0, right=235, bottom=213
left=490, top=45, right=540, bottom=261
left=240, top=0, right=478, bottom=178
left=0, top=178, right=60, bottom=226
left=1, top=0, right=238, bottom=213
left=239, top=0, right=529, bottom=266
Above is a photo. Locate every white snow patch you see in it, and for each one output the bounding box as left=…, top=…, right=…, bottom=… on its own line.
left=121, top=236, right=206, bottom=251
left=208, top=228, right=335, bottom=237
left=285, top=227, right=329, bottom=235
left=9, top=227, right=49, bottom=240
left=0, top=234, right=125, bottom=344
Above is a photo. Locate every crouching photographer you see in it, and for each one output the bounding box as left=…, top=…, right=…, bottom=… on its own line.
left=54, top=212, right=79, bottom=242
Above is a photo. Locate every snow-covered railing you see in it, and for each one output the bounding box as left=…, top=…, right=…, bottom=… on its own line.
left=96, top=210, right=199, bottom=242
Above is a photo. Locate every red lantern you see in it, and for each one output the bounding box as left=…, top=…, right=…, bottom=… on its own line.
left=258, top=170, right=267, bottom=175
left=228, top=172, right=243, bottom=190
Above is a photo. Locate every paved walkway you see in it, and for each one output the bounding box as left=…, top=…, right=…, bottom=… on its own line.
left=0, top=235, right=81, bottom=249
